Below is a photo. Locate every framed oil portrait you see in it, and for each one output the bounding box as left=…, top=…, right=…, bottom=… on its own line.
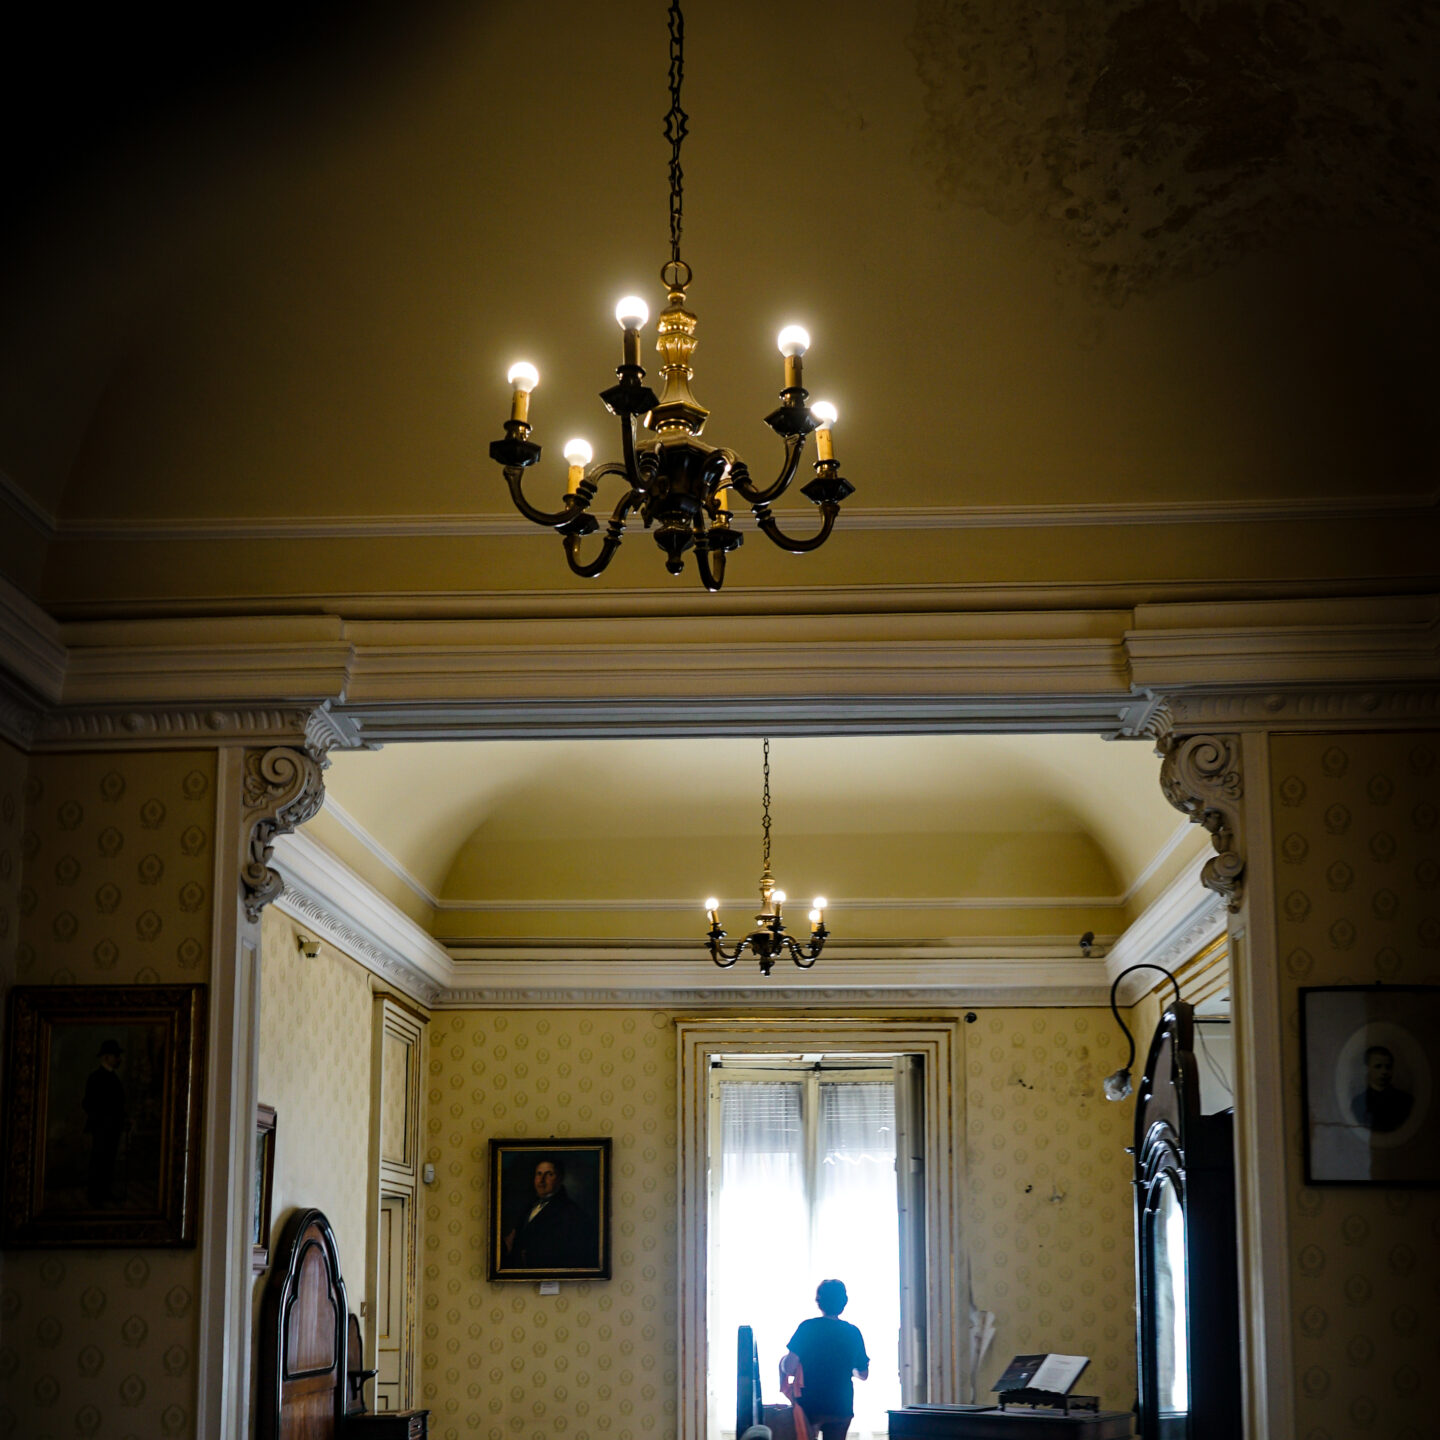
left=1301, top=985, right=1440, bottom=1186
left=1, top=985, right=207, bottom=1246
left=253, top=1103, right=277, bottom=1273
left=489, top=1137, right=611, bottom=1281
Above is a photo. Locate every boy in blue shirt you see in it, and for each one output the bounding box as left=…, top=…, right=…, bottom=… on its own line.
left=783, top=1278, right=870, bottom=1439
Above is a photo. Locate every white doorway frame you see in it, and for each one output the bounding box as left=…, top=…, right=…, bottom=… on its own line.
left=677, top=1016, right=967, bottom=1440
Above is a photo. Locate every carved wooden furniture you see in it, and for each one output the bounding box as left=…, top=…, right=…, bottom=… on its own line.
left=889, top=1406, right=1134, bottom=1438
left=258, top=1206, right=428, bottom=1439
left=1133, top=1004, right=1241, bottom=1439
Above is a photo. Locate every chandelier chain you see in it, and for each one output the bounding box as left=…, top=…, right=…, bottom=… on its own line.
left=664, top=0, right=688, bottom=269
left=761, top=737, right=771, bottom=872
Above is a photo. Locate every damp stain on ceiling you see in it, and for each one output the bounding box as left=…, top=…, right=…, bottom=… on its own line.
left=910, top=0, right=1440, bottom=303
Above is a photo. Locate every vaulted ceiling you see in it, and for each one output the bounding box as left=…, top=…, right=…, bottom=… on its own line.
left=308, top=733, right=1200, bottom=950
left=1, top=0, right=1432, bottom=614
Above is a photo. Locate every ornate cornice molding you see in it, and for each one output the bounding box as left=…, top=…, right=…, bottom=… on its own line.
left=19, top=700, right=371, bottom=753
left=0, top=673, right=41, bottom=750
left=1157, top=732, right=1245, bottom=912
left=1104, top=850, right=1228, bottom=1003
left=240, top=747, right=326, bottom=922
left=270, top=830, right=448, bottom=1005
left=1163, top=684, right=1440, bottom=728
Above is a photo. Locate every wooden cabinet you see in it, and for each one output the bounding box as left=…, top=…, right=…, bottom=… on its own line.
left=347, top=1410, right=429, bottom=1439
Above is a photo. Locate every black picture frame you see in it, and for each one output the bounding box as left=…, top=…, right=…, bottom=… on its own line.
left=488, top=1137, right=611, bottom=1281
left=1, top=984, right=208, bottom=1246
left=253, top=1102, right=277, bottom=1272
left=1300, top=985, right=1440, bottom=1187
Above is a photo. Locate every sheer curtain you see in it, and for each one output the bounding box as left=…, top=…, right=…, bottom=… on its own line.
left=710, top=1082, right=809, bottom=1439
left=814, top=1083, right=899, bottom=1438
left=711, top=1076, right=898, bottom=1439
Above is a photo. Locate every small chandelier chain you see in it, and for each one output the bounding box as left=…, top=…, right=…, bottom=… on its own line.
left=761, top=737, right=772, bottom=872
left=664, top=0, right=689, bottom=270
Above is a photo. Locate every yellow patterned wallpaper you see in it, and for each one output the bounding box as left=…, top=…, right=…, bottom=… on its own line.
left=422, top=1009, right=680, bottom=1440
left=253, top=908, right=375, bottom=1312
left=420, top=1006, right=1138, bottom=1440
left=964, top=1008, right=1137, bottom=1408
left=0, top=749, right=215, bottom=1440
left=1271, top=731, right=1440, bottom=1440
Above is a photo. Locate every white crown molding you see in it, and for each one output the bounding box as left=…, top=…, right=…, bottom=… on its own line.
left=1127, top=595, right=1440, bottom=689
left=0, top=468, right=58, bottom=541
left=436, top=895, right=1128, bottom=913
left=1104, top=850, right=1228, bottom=1004
left=270, top=830, right=451, bottom=1004
left=0, top=573, right=67, bottom=702
left=320, top=797, right=440, bottom=909
left=48, top=486, right=1437, bottom=543
left=436, top=950, right=1113, bottom=1009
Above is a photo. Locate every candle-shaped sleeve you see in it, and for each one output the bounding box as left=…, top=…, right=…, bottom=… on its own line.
left=811, top=401, right=837, bottom=462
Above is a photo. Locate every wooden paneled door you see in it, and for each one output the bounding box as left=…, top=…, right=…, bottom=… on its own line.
left=375, top=1194, right=409, bottom=1412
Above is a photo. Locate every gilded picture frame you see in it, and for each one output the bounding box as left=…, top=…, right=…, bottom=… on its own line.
left=488, top=1136, right=612, bottom=1281
left=1, top=984, right=208, bottom=1246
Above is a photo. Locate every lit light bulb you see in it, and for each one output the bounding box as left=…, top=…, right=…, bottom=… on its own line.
left=776, top=326, right=811, bottom=358
left=615, top=296, right=650, bottom=330
left=506, top=361, right=540, bottom=424
left=811, top=400, right=838, bottom=463
left=812, top=896, right=827, bottom=911
left=777, top=326, right=811, bottom=395
left=808, top=909, right=822, bottom=925
left=772, top=890, right=786, bottom=905
left=705, top=897, right=720, bottom=914
left=563, top=438, right=593, bottom=495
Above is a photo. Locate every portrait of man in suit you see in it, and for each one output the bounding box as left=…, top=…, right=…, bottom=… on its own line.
left=491, top=1140, right=611, bottom=1279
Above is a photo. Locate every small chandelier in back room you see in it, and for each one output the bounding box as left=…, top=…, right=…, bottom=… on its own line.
left=489, top=0, right=854, bottom=592
left=705, top=739, right=830, bottom=975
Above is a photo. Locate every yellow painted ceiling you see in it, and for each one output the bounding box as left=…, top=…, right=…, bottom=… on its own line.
left=0, top=1, right=1432, bottom=610
left=320, top=734, right=1198, bottom=942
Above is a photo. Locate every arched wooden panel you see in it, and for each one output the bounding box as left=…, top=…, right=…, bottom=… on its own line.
left=259, top=1208, right=350, bottom=1440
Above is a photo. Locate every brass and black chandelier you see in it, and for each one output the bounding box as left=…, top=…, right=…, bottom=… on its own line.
left=705, top=739, right=830, bottom=975
left=490, top=0, right=853, bottom=592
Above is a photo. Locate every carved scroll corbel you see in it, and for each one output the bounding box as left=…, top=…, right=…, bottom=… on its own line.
left=1157, top=731, right=1245, bottom=911
left=241, top=746, right=326, bottom=922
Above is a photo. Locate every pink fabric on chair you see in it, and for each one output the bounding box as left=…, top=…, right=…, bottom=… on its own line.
left=780, top=1358, right=809, bottom=1440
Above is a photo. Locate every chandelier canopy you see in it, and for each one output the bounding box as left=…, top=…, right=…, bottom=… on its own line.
left=705, top=739, right=830, bottom=975
left=490, top=0, right=853, bottom=592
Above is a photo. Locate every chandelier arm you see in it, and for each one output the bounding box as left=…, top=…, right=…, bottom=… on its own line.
left=561, top=487, right=641, bottom=578
left=694, top=541, right=727, bottom=593
left=618, top=413, right=650, bottom=494
left=501, top=466, right=596, bottom=530
left=728, top=435, right=806, bottom=508
left=562, top=531, right=622, bottom=579
left=755, top=503, right=841, bottom=554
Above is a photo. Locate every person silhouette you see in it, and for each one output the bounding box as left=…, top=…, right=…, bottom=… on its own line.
left=782, top=1278, right=870, bottom=1440
left=83, top=1039, right=128, bottom=1205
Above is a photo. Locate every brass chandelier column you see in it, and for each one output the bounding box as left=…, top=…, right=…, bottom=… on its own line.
left=489, top=0, right=854, bottom=592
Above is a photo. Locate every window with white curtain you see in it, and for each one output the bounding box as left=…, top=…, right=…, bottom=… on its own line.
left=708, top=1062, right=900, bottom=1440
